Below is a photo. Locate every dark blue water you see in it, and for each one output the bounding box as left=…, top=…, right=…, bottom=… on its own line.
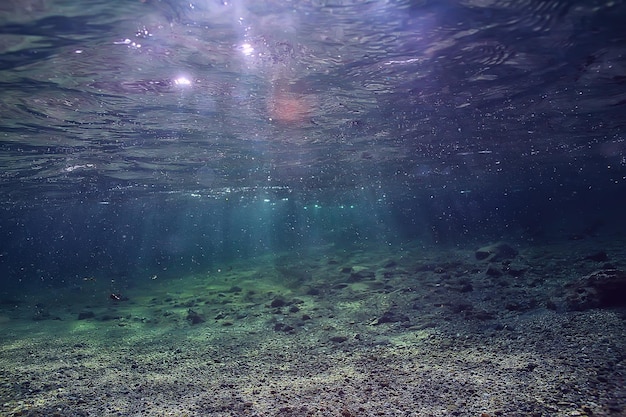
left=1, top=0, right=626, bottom=294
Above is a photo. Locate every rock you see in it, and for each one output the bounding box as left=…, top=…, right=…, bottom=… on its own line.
left=305, top=286, right=322, bottom=296
left=270, top=297, right=287, bottom=308
left=466, top=310, right=495, bottom=321
left=383, top=260, right=397, bottom=268
left=505, top=264, right=527, bottom=277
left=450, top=302, right=473, bottom=314
left=450, top=278, right=473, bottom=293
left=77, top=311, right=95, bottom=320
left=372, top=310, right=409, bottom=325
left=186, top=309, right=205, bottom=325
left=584, top=251, right=609, bottom=262
left=416, top=263, right=435, bottom=272
left=100, top=314, right=122, bottom=321
left=486, top=265, right=503, bottom=277
left=475, top=242, right=518, bottom=262
left=348, top=268, right=375, bottom=282
left=273, top=322, right=295, bottom=333
left=565, top=269, right=626, bottom=310
left=329, top=335, right=348, bottom=343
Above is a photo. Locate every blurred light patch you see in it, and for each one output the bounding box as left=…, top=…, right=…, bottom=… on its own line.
left=114, top=38, right=141, bottom=49
left=174, top=77, right=191, bottom=86
left=240, top=43, right=254, bottom=56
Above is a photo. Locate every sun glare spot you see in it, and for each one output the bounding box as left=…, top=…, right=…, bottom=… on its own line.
left=240, top=43, right=254, bottom=56
left=174, top=77, right=192, bottom=86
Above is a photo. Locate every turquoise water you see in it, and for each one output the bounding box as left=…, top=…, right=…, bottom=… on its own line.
left=1, top=1, right=626, bottom=416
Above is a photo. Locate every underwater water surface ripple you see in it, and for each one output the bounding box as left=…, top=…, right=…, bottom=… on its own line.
left=0, top=0, right=625, bottom=203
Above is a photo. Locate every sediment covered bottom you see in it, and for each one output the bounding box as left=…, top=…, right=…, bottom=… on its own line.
left=1, top=239, right=625, bottom=417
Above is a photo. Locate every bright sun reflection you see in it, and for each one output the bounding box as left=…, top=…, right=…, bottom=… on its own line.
left=174, top=76, right=191, bottom=86
left=240, top=43, right=254, bottom=56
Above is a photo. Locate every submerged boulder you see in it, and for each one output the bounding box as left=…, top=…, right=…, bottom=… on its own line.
left=186, top=309, right=205, bottom=325
left=565, top=269, right=626, bottom=311
left=371, top=310, right=410, bottom=325
left=475, top=242, right=518, bottom=262
left=584, top=251, right=609, bottom=262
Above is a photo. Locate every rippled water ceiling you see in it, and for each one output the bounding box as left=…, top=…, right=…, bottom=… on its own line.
left=0, top=0, right=625, bottom=203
